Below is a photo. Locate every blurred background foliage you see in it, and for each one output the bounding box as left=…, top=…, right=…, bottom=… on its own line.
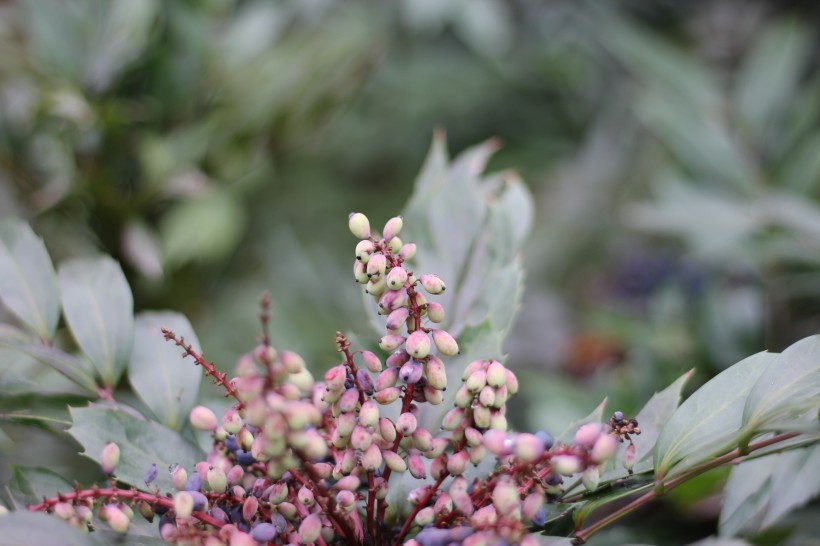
left=2, top=0, right=820, bottom=543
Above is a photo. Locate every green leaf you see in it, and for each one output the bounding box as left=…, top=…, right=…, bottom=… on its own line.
left=6, top=466, right=73, bottom=506
left=0, top=220, right=60, bottom=340
left=720, top=443, right=820, bottom=537
left=128, top=312, right=203, bottom=430
left=558, top=398, right=607, bottom=444
left=58, top=257, right=134, bottom=388
left=734, top=18, right=811, bottom=140
left=686, top=539, right=754, bottom=546
left=68, top=404, right=204, bottom=492
left=0, top=512, right=102, bottom=546
left=0, top=342, right=98, bottom=395
left=159, top=190, right=246, bottom=270
left=743, top=335, right=820, bottom=431
left=654, top=352, right=776, bottom=479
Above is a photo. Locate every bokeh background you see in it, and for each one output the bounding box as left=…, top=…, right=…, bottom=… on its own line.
left=2, top=1, right=820, bottom=543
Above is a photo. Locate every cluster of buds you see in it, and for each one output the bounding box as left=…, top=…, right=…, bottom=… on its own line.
left=23, top=212, right=637, bottom=546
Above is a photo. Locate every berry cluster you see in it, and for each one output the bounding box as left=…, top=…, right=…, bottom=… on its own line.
left=25, top=212, right=637, bottom=546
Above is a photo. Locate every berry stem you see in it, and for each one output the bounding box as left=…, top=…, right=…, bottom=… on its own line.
left=394, top=474, right=447, bottom=545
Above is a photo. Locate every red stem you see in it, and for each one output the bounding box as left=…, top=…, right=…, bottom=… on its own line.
left=394, top=474, right=447, bottom=545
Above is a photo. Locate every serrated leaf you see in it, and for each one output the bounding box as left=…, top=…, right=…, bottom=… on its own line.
left=59, top=257, right=134, bottom=387
left=128, top=312, right=202, bottom=430
left=0, top=220, right=60, bottom=340
left=743, top=335, right=820, bottom=431
left=68, top=404, right=204, bottom=492
left=0, top=512, right=103, bottom=546
left=654, top=352, right=776, bottom=479
left=0, top=342, right=98, bottom=395
left=720, top=444, right=820, bottom=536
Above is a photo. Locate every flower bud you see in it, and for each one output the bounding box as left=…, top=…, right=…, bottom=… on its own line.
left=174, top=492, right=194, bottom=519
left=355, top=240, right=375, bottom=263
left=432, top=329, right=459, bottom=356
left=398, top=243, right=416, bottom=261
left=419, top=274, right=445, bottom=294
left=382, top=216, right=403, bottom=241
left=366, top=253, right=387, bottom=278
left=298, top=514, right=322, bottom=544
left=552, top=454, right=582, bottom=475
left=207, top=466, right=228, bottom=493
left=385, top=307, right=410, bottom=331
left=105, top=505, right=130, bottom=533
left=405, top=331, right=431, bottom=359
left=426, top=302, right=445, bottom=323
left=101, top=442, right=120, bottom=476
left=383, top=450, right=407, bottom=473
left=348, top=212, right=371, bottom=239
left=447, top=450, right=470, bottom=475
left=591, top=434, right=619, bottom=463
left=574, top=423, right=603, bottom=448
left=399, top=360, right=423, bottom=384
left=360, top=351, right=382, bottom=373
left=374, top=386, right=402, bottom=405
left=190, top=406, right=218, bottom=431
left=396, top=412, right=418, bottom=436
left=385, top=267, right=408, bottom=291
left=361, top=444, right=383, bottom=471
left=379, top=334, right=405, bottom=352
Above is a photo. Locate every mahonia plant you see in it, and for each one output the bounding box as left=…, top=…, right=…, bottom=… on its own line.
left=24, top=212, right=639, bottom=546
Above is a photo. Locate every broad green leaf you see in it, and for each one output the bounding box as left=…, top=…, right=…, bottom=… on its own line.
left=743, top=335, right=820, bottom=430
left=128, top=312, right=203, bottom=430
left=558, top=398, right=607, bottom=444
left=160, top=190, right=246, bottom=270
left=0, top=342, right=98, bottom=395
left=59, top=257, right=134, bottom=388
left=0, top=220, right=60, bottom=340
left=734, top=19, right=811, bottom=141
left=0, top=512, right=102, bottom=546
left=68, top=404, right=204, bottom=492
left=654, top=352, right=776, bottom=479
left=6, top=466, right=73, bottom=506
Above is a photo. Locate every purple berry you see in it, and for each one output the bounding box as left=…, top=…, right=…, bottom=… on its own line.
left=535, top=430, right=554, bottom=450
left=251, top=522, right=278, bottom=542
left=224, top=434, right=239, bottom=453
left=614, top=411, right=624, bottom=422
left=236, top=449, right=255, bottom=466
left=183, top=474, right=202, bottom=492
left=532, top=505, right=546, bottom=527
left=143, top=463, right=158, bottom=485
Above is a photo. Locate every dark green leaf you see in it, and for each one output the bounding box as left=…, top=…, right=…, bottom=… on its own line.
left=0, top=220, right=60, bottom=340
left=128, top=312, right=202, bottom=430
left=58, top=257, right=134, bottom=388
left=0, top=512, right=102, bottom=546
left=68, top=404, right=204, bottom=492
left=6, top=466, right=72, bottom=506
left=654, top=352, right=776, bottom=479
left=743, top=335, right=820, bottom=431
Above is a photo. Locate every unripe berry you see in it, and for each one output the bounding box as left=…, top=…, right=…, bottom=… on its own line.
left=335, top=490, right=357, bottom=513
left=478, top=385, right=496, bottom=407
left=361, top=444, right=383, bottom=471
left=415, top=506, right=435, bottom=526
left=623, top=443, right=637, bottom=471
left=405, top=331, right=431, bottom=359
left=583, top=466, right=601, bottom=491
left=376, top=367, right=399, bottom=390
left=385, top=307, right=410, bottom=331
left=505, top=368, right=519, bottom=394
left=366, top=253, right=387, bottom=278
left=174, top=492, right=194, bottom=519
left=432, top=329, right=459, bottom=356
left=53, top=502, right=75, bottom=520
left=227, top=465, right=244, bottom=486
left=574, top=423, right=603, bottom=448
left=396, top=412, right=418, bottom=436
left=383, top=450, right=407, bottom=473
left=419, top=274, right=445, bottom=294
left=431, top=454, right=449, bottom=479
left=324, top=364, right=347, bottom=391
left=591, top=433, right=619, bottom=463
left=104, top=505, right=130, bottom=534
left=408, top=452, right=427, bottom=478
left=492, top=480, right=519, bottom=515
left=423, top=385, right=443, bottom=404
left=462, top=359, right=486, bottom=380
left=297, top=485, right=314, bottom=507
left=339, top=387, right=360, bottom=413
left=268, top=483, right=288, bottom=504
left=441, top=408, right=464, bottom=431
left=466, top=369, right=487, bottom=392
left=382, top=216, right=403, bottom=241
left=454, top=384, right=472, bottom=408
left=144, top=463, right=158, bottom=485
left=359, top=400, right=380, bottom=429
left=388, top=236, right=402, bottom=253
left=399, top=359, right=423, bottom=384
left=385, top=267, right=408, bottom=291
left=251, top=523, right=278, bottom=543
left=101, top=442, right=120, bottom=476
left=190, top=406, right=218, bottom=431
left=222, top=408, right=243, bottom=435
left=207, top=466, right=228, bottom=493
left=366, top=276, right=386, bottom=297
left=243, top=496, right=259, bottom=520
left=348, top=212, right=371, bottom=239
left=374, top=386, right=401, bottom=404
left=468, top=444, right=486, bottom=465
left=360, top=351, right=382, bottom=373
left=298, top=514, right=322, bottom=544
left=379, top=290, right=408, bottom=313
left=378, top=417, right=397, bottom=443
left=514, top=433, right=546, bottom=463
left=379, top=334, right=405, bottom=352
left=353, top=260, right=369, bottom=283
left=447, top=450, right=470, bottom=475
left=398, top=243, right=416, bottom=261
left=426, top=302, right=445, bottom=323
left=412, top=428, right=433, bottom=452
left=485, top=361, right=506, bottom=388
left=473, top=405, right=491, bottom=429
left=552, top=454, right=582, bottom=475
left=489, top=411, right=507, bottom=431
left=471, top=505, right=498, bottom=527
left=523, top=491, right=546, bottom=522
left=426, top=437, right=449, bottom=458
left=355, top=240, right=375, bottom=263
left=350, top=425, right=373, bottom=451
